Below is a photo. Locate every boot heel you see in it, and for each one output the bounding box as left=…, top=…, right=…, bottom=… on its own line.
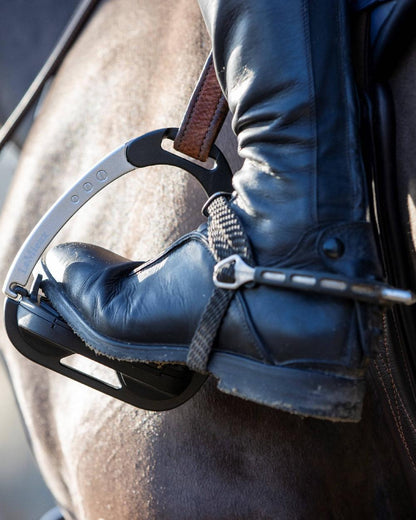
left=209, top=353, right=366, bottom=422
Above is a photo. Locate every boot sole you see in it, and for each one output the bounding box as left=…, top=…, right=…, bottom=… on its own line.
left=208, top=354, right=365, bottom=422
left=41, top=277, right=365, bottom=422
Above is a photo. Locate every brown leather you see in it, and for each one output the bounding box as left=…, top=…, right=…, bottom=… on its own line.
left=174, top=53, right=228, bottom=162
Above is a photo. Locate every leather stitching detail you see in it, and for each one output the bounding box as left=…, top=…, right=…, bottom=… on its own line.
left=199, top=92, right=226, bottom=161
left=175, top=62, right=212, bottom=152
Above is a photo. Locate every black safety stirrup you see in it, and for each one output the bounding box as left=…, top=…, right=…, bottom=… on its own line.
left=3, top=127, right=232, bottom=409
left=1, top=0, right=231, bottom=410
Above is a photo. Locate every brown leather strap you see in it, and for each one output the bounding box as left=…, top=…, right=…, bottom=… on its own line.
left=174, top=53, right=228, bottom=162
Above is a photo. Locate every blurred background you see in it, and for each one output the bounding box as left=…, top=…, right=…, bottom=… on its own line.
left=0, top=354, right=55, bottom=519
left=0, top=2, right=79, bottom=518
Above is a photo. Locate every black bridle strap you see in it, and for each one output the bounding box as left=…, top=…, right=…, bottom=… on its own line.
left=0, top=0, right=101, bottom=155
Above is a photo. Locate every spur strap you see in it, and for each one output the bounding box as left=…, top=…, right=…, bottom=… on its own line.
left=174, top=53, right=228, bottom=162
left=187, top=194, right=254, bottom=372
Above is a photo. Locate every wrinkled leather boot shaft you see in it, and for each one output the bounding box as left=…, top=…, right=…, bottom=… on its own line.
left=200, top=0, right=368, bottom=265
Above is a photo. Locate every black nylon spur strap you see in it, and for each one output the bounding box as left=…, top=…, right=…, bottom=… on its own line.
left=187, top=195, right=253, bottom=372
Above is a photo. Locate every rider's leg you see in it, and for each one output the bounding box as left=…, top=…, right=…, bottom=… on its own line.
left=201, top=0, right=370, bottom=264
left=42, top=0, right=382, bottom=421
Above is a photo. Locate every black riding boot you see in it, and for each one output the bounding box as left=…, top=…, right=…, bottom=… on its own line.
left=42, top=0, right=384, bottom=420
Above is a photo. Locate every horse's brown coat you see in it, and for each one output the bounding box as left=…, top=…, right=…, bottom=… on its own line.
left=0, top=1, right=414, bottom=518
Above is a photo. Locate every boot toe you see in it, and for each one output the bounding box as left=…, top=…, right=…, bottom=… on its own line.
left=43, top=242, right=133, bottom=284
left=42, top=242, right=141, bottom=289
left=41, top=242, right=142, bottom=326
